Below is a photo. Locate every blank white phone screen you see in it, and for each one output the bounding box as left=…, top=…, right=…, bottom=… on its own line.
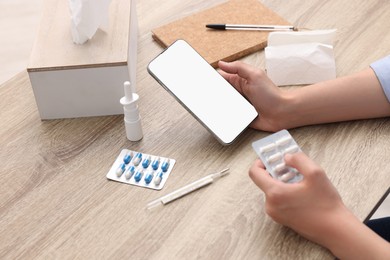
left=147, top=40, right=258, bottom=145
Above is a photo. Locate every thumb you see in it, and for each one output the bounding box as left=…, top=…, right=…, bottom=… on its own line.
left=218, top=60, right=254, bottom=80
left=284, top=152, right=323, bottom=179
left=249, top=159, right=280, bottom=192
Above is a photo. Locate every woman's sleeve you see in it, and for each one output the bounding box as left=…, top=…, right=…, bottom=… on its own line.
left=370, top=55, right=390, bottom=102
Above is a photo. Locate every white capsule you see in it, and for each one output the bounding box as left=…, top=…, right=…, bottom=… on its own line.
left=267, top=152, right=282, bottom=164
left=284, top=145, right=299, bottom=154
left=274, top=162, right=286, bottom=173
left=276, top=136, right=292, bottom=147
left=259, top=143, right=276, bottom=154
left=279, top=171, right=296, bottom=182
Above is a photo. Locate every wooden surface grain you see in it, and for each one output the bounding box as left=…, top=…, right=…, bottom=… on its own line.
left=1, top=0, right=390, bottom=259
left=28, top=0, right=131, bottom=71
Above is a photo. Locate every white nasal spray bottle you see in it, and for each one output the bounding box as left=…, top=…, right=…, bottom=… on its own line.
left=120, top=81, right=143, bottom=141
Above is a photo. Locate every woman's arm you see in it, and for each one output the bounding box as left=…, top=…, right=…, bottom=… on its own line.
left=218, top=61, right=390, bottom=131
left=285, top=68, right=390, bottom=128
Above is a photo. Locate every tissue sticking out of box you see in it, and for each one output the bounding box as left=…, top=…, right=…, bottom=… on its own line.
left=265, top=29, right=337, bottom=86
left=69, top=0, right=111, bottom=44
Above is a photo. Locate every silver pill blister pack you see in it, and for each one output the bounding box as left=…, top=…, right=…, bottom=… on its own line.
left=252, top=129, right=303, bottom=183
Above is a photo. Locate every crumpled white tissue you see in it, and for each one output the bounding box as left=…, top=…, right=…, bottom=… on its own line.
left=69, top=0, right=111, bottom=44
left=265, top=29, right=337, bottom=86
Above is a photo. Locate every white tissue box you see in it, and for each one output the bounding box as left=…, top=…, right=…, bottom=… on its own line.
left=27, top=0, right=138, bottom=119
left=265, top=29, right=336, bottom=86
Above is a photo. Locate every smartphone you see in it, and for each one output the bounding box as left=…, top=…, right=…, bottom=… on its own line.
left=147, top=40, right=258, bottom=145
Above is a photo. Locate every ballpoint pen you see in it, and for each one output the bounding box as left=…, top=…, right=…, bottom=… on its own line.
left=146, top=168, right=229, bottom=210
left=206, top=24, right=296, bottom=31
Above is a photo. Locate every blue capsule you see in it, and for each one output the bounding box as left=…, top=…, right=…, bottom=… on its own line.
left=142, top=155, right=151, bottom=169
left=154, top=171, right=164, bottom=185
left=144, top=171, right=154, bottom=184
left=134, top=170, right=144, bottom=182
left=133, top=152, right=142, bottom=166
left=125, top=165, right=136, bottom=180
left=115, top=163, right=126, bottom=177
left=151, top=157, right=160, bottom=170
left=161, top=159, right=170, bottom=172
left=123, top=151, right=133, bottom=164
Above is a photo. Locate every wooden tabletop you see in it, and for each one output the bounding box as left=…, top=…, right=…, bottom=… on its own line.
left=28, top=0, right=131, bottom=71
left=1, top=0, right=390, bottom=259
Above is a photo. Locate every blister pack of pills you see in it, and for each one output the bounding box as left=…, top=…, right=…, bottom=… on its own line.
left=252, top=129, right=303, bottom=183
left=106, top=149, right=176, bottom=190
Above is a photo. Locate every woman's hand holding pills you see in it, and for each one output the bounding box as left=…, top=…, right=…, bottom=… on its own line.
left=249, top=152, right=344, bottom=239
left=249, top=152, right=390, bottom=259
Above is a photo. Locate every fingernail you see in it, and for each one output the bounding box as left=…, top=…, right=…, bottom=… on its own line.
left=284, top=153, right=292, bottom=160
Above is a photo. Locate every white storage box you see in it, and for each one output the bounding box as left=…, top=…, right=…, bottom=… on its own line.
left=27, top=0, right=137, bottom=119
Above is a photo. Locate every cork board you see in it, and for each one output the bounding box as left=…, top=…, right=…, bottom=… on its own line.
left=152, top=0, right=292, bottom=68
